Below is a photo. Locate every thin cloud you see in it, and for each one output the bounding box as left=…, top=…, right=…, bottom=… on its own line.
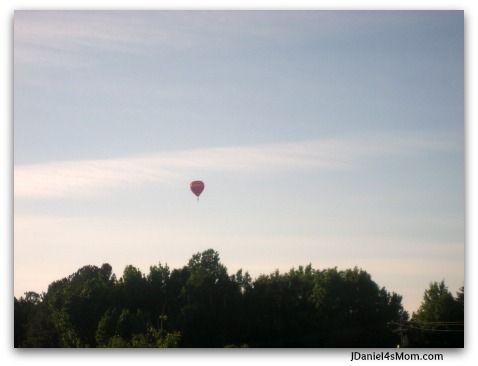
left=14, top=132, right=459, bottom=199
left=14, top=140, right=342, bottom=199
left=15, top=11, right=425, bottom=69
left=14, top=11, right=249, bottom=68
left=15, top=11, right=168, bottom=68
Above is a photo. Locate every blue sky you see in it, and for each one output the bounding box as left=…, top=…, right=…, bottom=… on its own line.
left=13, top=10, right=464, bottom=313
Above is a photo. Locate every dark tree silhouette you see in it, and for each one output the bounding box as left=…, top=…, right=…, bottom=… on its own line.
left=14, top=248, right=460, bottom=348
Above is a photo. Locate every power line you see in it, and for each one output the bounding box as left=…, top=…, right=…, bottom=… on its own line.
left=389, top=320, right=464, bottom=333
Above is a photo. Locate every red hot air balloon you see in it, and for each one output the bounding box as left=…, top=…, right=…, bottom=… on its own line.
left=190, top=181, right=205, bottom=201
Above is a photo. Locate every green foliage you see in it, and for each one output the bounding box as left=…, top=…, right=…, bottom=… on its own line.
left=308, top=267, right=407, bottom=347
left=14, top=292, right=59, bottom=347
left=46, top=264, right=116, bottom=347
left=408, top=281, right=464, bottom=347
left=14, top=248, right=461, bottom=348
left=99, top=320, right=181, bottom=348
left=244, top=266, right=318, bottom=346
left=224, top=343, right=249, bottom=348
left=413, top=281, right=459, bottom=322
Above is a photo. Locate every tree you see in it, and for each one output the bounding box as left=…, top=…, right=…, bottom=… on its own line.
left=243, top=265, right=319, bottom=347
left=455, top=286, right=464, bottom=321
left=14, top=248, right=409, bottom=348
left=47, top=264, right=116, bottom=347
left=309, top=267, right=406, bottom=347
left=178, top=249, right=244, bottom=347
left=146, top=262, right=170, bottom=326
left=117, top=265, right=147, bottom=311
left=95, top=299, right=181, bottom=348
left=410, top=281, right=464, bottom=347
left=14, top=292, right=41, bottom=347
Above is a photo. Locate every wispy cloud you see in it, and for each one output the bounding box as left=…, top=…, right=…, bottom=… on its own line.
left=14, top=11, right=277, bottom=68
left=14, top=131, right=460, bottom=199
left=15, top=11, right=157, bottom=67
left=15, top=11, right=425, bottom=69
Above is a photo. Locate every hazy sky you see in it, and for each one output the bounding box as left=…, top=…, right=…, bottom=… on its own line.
left=14, top=10, right=464, bottom=313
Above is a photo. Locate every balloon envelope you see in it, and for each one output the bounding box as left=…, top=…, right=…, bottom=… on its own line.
left=190, top=181, right=205, bottom=197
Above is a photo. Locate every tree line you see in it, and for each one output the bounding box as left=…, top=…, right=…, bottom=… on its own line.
left=14, top=249, right=464, bottom=348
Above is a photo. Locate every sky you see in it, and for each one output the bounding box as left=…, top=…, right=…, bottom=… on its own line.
left=13, top=9, right=464, bottom=315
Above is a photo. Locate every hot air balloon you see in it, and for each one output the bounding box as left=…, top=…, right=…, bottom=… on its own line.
left=190, top=181, right=205, bottom=201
